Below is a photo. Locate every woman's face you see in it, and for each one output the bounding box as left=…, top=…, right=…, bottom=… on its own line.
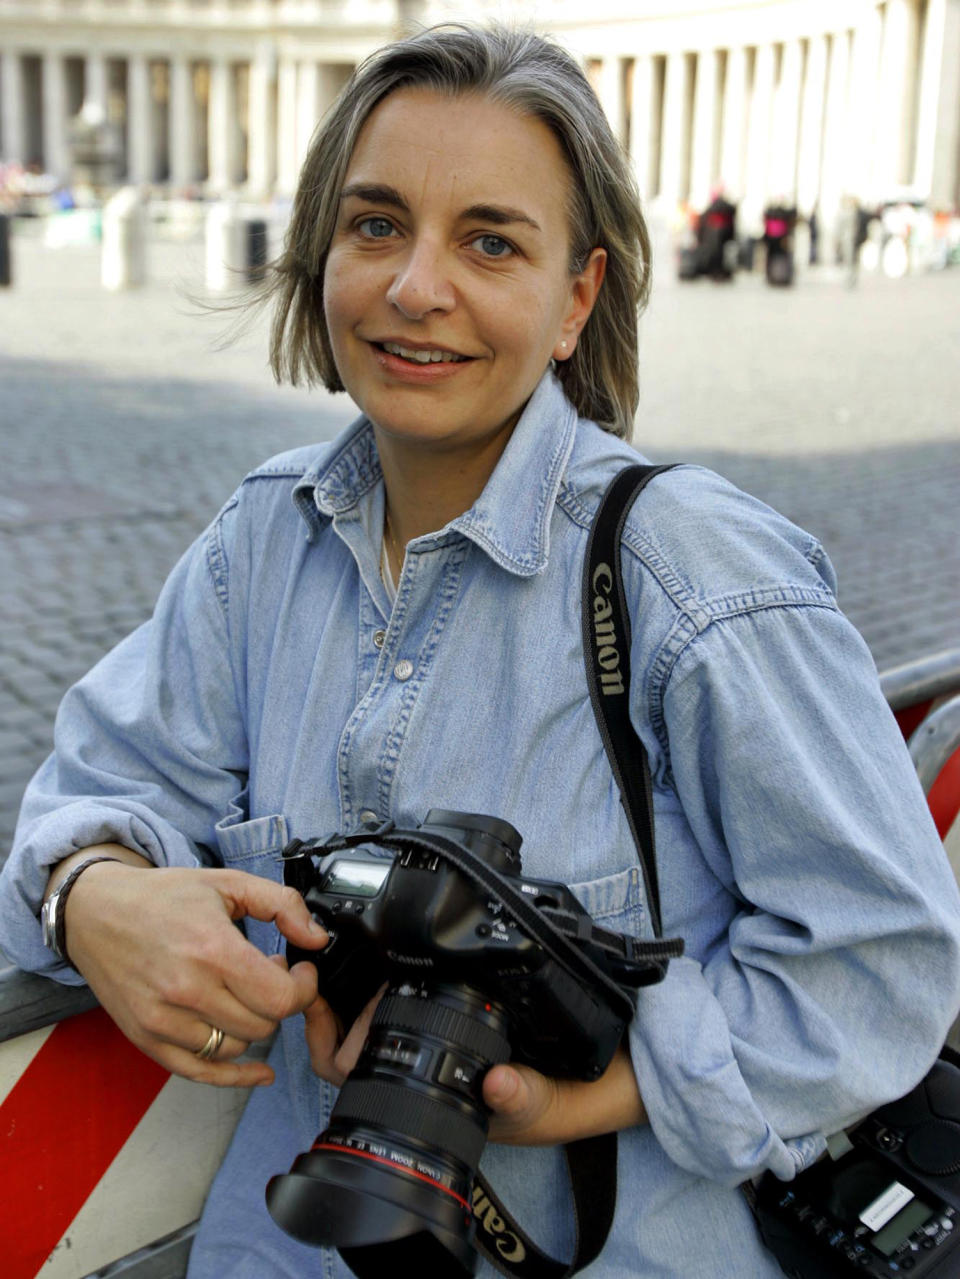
left=323, top=87, right=605, bottom=463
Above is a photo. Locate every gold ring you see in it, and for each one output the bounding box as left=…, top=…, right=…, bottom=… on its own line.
left=196, top=1025, right=225, bottom=1061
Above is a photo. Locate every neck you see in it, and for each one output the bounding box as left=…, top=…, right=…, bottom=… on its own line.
left=376, top=426, right=515, bottom=547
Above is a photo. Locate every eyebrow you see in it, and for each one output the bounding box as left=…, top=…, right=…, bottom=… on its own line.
left=463, top=202, right=541, bottom=233
left=339, top=183, right=542, bottom=232
left=340, top=183, right=409, bottom=212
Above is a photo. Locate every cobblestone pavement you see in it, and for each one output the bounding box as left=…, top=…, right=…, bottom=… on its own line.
left=1, top=224, right=958, bottom=858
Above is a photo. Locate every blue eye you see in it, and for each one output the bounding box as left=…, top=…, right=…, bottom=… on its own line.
left=358, top=217, right=396, bottom=239
left=471, top=234, right=513, bottom=259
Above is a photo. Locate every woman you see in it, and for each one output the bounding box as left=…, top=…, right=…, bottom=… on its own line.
left=3, top=25, right=959, bottom=1278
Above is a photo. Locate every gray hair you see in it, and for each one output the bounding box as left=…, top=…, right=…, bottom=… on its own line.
left=268, top=23, right=651, bottom=437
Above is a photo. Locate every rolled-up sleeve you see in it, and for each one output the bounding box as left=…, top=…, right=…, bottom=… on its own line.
left=629, top=599, right=960, bottom=1186
left=0, top=500, right=248, bottom=979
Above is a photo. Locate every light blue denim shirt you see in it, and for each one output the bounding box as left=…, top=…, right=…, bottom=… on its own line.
left=4, top=372, right=960, bottom=1278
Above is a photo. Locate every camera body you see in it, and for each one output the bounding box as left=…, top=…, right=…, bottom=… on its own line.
left=753, top=1055, right=960, bottom=1277
left=284, top=808, right=653, bottom=1080
left=269, top=809, right=678, bottom=1277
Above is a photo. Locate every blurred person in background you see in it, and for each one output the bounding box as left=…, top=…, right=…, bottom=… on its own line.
left=697, top=185, right=738, bottom=281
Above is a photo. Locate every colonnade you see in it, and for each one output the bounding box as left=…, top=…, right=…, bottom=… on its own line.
left=0, top=41, right=353, bottom=195
left=0, top=0, right=958, bottom=223
left=587, top=0, right=960, bottom=228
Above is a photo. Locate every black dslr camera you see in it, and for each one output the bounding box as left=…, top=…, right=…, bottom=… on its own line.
left=753, top=1051, right=960, bottom=1277
left=266, top=809, right=681, bottom=1277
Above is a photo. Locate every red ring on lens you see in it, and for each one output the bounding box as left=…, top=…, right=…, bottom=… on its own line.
left=311, top=1142, right=471, bottom=1211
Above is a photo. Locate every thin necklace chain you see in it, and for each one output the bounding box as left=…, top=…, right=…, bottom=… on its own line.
left=383, top=506, right=404, bottom=583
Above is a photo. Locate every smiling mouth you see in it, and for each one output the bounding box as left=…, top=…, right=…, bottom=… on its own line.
left=378, top=341, right=470, bottom=365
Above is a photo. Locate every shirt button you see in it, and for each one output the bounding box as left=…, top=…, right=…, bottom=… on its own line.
left=393, top=659, right=414, bottom=681
left=358, top=809, right=378, bottom=824
left=373, top=629, right=386, bottom=649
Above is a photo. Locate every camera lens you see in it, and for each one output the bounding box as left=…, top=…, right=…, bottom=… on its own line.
left=266, top=982, right=510, bottom=1276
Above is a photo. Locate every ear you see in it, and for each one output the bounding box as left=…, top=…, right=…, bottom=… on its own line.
left=553, top=248, right=607, bottom=362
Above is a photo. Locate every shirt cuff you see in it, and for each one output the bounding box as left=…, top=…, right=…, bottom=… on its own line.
left=628, top=955, right=826, bottom=1186
left=0, top=800, right=203, bottom=978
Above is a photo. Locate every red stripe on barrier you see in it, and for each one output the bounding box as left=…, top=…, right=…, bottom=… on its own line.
left=929, top=746, right=960, bottom=841
left=0, top=1007, right=169, bottom=1279
left=895, top=701, right=933, bottom=741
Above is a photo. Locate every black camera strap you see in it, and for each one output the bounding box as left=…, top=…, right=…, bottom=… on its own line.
left=580, top=463, right=679, bottom=940
left=347, top=826, right=680, bottom=1014
left=470, top=461, right=682, bottom=1279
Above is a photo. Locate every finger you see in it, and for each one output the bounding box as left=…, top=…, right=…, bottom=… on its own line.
left=190, top=990, right=284, bottom=1045
left=116, top=1025, right=275, bottom=1088
left=163, top=1045, right=276, bottom=1089
left=484, top=1065, right=558, bottom=1145
left=222, top=961, right=319, bottom=1043
left=184, top=1026, right=250, bottom=1062
left=303, top=995, right=347, bottom=1084
left=332, top=985, right=385, bottom=1079
left=484, top=1064, right=529, bottom=1117
left=217, top=873, right=329, bottom=950
left=150, top=967, right=291, bottom=1046
left=220, top=937, right=319, bottom=1024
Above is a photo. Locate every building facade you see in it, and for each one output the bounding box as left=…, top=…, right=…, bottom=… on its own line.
left=0, top=0, right=958, bottom=229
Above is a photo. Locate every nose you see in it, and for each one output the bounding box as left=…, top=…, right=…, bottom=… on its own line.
left=385, top=240, right=455, bottom=319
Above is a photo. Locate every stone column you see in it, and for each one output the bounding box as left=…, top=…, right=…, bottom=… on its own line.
left=597, top=56, right=626, bottom=147
left=629, top=53, right=658, bottom=201
left=296, top=60, right=321, bottom=171
left=84, top=52, right=108, bottom=118
left=42, top=51, right=68, bottom=180
left=316, top=63, right=350, bottom=121
left=720, top=45, right=747, bottom=199
left=820, top=29, right=852, bottom=243
left=169, top=55, right=197, bottom=189
left=276, top=56, right=299, bottom=195
left=743, top=42, right=776, bottom=227
left=208, top=57, right=236, bottom=192
left=689, top=47, right=719, bottom=210
left=796, top=34, right=828, bottom=215
left=876, top=0, right=922, bottom=192
left=1, top=50, right=25, bottom=164
left=914, top=0, right=960, bottom=209
left=660, top=50, right=692, bottom=208
left=846, top=2, right=883, bottom=202
left=770, top=39, right=802, bottom=202
left=127, top=53, right=153, bottom=184
left=247, top=43, right=276, bottom=195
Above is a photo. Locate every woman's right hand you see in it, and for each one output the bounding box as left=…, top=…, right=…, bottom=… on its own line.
left=59, top=848, right=328, bottom=1087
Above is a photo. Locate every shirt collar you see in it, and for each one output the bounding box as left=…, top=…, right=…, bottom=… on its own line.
left=292, top=370, right=579, bottom=576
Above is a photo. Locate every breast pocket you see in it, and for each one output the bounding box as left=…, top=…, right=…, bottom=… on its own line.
left=567, top=865, right=646, bottom=937
left=214, top=808, right=290, bottom=955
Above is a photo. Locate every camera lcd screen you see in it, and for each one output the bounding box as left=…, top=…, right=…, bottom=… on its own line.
left=324, top=860, right=390, bottom=898
left=871, top=1198, right=935, bottom=1257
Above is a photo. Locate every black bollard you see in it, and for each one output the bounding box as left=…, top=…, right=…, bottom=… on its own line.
left=0, top=214, right=11, bottom=287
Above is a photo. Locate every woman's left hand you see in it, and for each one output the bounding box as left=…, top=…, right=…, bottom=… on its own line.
left=303, top=995, right=647, bottom=1146
left=302, top=986, right=386, bottom=1087
left=483, top=1045, right=647, bottom=1146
